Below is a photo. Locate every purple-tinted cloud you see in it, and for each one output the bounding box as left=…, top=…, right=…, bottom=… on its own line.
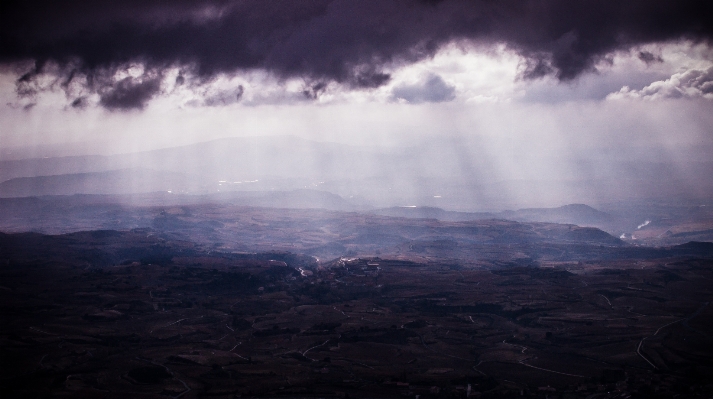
left=98, top=76, right=162, bottom=110
left=2, top=0, right=712, bottom=109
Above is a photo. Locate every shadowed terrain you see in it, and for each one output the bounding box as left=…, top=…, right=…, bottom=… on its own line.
left=1, top=206, right=713, bottom=398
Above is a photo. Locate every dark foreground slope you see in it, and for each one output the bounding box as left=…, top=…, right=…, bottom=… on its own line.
left=1, top=230, right=713, bottom=398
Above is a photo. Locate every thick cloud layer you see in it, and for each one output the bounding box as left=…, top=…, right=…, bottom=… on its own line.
left=2, top=0, right=712, bottom=109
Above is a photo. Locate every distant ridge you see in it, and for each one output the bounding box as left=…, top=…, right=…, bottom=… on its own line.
left=370, top=206, right=494, bottom=222
left=208, top=189, right=360, bottom=211
left=501, top=203, right=613, bottom=225
left=0, top=169, right=186, bottom=197
left=0, top=135, right=383, bottom=183
left=3, top=136, right=711, bottom=212
left=372, top=203, right=612, bottom=227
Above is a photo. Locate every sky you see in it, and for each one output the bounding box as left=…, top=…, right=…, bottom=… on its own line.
left=1, top=0, right=712, bottom=208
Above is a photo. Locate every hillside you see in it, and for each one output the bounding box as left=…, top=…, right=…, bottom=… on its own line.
left=0, top=169, right=186, bottom=197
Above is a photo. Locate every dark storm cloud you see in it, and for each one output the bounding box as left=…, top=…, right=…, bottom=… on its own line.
left=303, top=82, right=328, bottom=100
left=70, top=96, right=88, bottom=109
left=392, top=74, right=455, bottom=103
left=1, top=0, right=712, bottom=108
left=638, top=51, right=664, bottom=65
left=98, top=76, right=162, bottom=111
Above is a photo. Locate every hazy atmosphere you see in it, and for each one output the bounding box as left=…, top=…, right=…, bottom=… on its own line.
left=1, top=0, right=712, bottom=210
